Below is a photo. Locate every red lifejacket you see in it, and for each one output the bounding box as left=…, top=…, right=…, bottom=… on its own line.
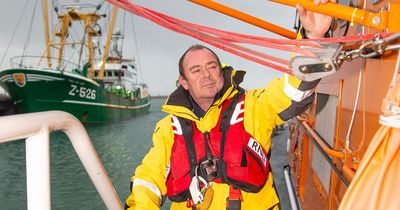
left=166, top=92, right=270, bottom=202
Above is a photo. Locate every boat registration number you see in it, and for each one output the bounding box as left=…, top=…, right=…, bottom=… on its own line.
left=68, top=84, right=96, bottom=100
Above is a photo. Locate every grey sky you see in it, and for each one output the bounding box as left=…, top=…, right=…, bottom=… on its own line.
left=0, top=0, right=297, bottom=96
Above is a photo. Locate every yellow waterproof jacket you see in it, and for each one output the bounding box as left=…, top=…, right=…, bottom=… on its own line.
left=126, top=67, right=319, bottom=210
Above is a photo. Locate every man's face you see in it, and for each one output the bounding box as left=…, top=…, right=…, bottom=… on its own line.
left=179, top=48, right=224, bottom=104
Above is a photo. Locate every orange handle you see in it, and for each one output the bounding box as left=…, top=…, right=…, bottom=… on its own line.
left=271, top=0, right=388, bottom=31
left=188, top=0, right=297, bottom=39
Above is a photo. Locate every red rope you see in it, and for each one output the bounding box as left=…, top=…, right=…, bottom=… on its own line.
left=106, top=0, right=391, bottom=74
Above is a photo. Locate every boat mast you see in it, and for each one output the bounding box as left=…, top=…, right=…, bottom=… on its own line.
left=43, top=0, right=52, bottom=68
left=55, top=7, right=101, bottom=72
left=56, top=12, right=71, bottom=69
left=98, top=5, right=118, bottom=81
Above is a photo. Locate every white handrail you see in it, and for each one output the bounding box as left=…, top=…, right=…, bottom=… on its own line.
left=0, top=111, right=123, bottom=210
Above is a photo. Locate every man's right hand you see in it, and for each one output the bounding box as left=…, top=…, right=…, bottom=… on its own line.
left=296, top=0, right=337, bottom=39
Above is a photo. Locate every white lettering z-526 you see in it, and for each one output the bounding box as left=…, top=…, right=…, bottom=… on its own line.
left=68, top=84, right=96, bottom=100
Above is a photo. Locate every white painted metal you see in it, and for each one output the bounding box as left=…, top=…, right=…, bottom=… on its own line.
left=0, top=111, right=123, bottom=210
left=26, top=127, right=51, bottom=210
left=284, top=166, right=300, bottom=210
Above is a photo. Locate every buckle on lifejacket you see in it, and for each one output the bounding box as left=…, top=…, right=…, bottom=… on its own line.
left=226, top=185, right=242, bottom=210
left=198, top=158, right=219, bottom=181
left=190, top=167, right=211, bottom=205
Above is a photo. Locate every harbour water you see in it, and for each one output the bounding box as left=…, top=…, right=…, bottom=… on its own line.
left=0, top=97, right=290, bottom=210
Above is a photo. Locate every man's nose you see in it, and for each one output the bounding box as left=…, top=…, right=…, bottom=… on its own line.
left=201, top=67, right=211, bottom=78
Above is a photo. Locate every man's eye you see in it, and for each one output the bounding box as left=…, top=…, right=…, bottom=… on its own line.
left=207, top=65, right=217, bottom=70
left=192, top=69, right=200, bottom=73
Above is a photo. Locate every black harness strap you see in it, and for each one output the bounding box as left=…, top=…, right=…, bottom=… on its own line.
left=178, top=117, right=197, bottom=178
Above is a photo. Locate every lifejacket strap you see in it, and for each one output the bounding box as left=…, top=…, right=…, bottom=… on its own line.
left=179, top=118, right=197, bottom=177
left=219, top=91, right=244, bottom=133
left=219, top=91, right=244, bottom=183
left=226, top=185, right=242, bottom=210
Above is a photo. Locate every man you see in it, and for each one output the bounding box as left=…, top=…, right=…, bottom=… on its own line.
left=126, top=1, right=335, bottom=209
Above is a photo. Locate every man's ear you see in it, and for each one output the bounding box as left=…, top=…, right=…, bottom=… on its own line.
left=178, top=75, right=189, bottom=90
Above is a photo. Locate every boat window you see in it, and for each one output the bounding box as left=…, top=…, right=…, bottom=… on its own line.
left=114, top=71, right=120, bottom=77
left=120, top=71, right=125, bottom=77
left=107, top=71, right=113, bottom=77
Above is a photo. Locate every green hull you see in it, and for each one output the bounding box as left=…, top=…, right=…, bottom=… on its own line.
left=0, top=68, right=151, bottom=123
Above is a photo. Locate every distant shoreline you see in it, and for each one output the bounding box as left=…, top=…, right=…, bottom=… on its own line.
left=151, top=95, right=168, bottom=99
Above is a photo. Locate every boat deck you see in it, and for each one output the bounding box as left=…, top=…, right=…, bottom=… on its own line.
left=271, top=126, right=327, bottom=210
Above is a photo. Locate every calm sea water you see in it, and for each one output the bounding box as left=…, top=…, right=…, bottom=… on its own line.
left=0, top=98, right=171, bottom=210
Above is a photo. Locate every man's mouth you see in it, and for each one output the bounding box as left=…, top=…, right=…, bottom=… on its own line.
left=203, top=83, right=215, bottom=88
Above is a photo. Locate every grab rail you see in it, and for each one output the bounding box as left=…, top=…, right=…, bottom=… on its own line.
left=0, top=111, right=123, bottom=210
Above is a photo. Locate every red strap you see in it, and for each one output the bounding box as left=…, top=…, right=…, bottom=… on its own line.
left=186, top=199, right=194, bottom=208
left=229, top=185, right=242, bottom=201
left=226, top=185, right=242, bottom=210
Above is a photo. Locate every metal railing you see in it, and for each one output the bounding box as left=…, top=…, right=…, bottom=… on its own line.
left=10, top=55, right=79, bottom=71
left=0, top=111, right=123, bottom=210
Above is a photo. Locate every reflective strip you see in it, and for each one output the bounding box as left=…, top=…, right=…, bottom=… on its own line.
left=283, top=74, right=314, bottom=102
left=171, top=115, right=183, bottom=135
left=132, top=178, right=162, bottom=201
left=165, top=161, right=171, bottom=178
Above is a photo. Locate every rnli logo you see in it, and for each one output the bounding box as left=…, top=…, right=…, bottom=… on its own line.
left=12, top=73, right=26, bottom=87
left=247, top=138, right=267, bottom=167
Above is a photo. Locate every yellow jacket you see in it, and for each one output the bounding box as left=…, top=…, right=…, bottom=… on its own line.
left=126, top=67, right=318, bottom=210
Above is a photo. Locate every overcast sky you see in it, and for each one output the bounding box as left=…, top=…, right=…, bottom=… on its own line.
left=0, top=0, right=297, bottom=96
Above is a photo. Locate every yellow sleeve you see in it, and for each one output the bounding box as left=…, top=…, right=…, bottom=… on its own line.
left=125, top=116, right=173, bottom=210
left=244, top=74, right=319, bottom=150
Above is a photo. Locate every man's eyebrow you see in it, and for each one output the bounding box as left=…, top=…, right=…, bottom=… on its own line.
left=189, top=65, right=201, bottom=71
left=188, top=61, right=217, bottom=71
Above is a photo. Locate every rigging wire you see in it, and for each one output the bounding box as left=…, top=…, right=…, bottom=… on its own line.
left=49, top=0, right=54, bottom=58
left=96, top=0, right=106, bottom=13
left=344, top=56, right=364, bottom=151
left=121, top=10, right=126, bottom=53
left=77, top=26, right=88, bottom=69
left=0, top=0, right=30, bottom=68
left=130, top=14, right=144, bottom=83
left=100, top=3, right=111, bottom=52
left=348, top=6, right=367, bottom=155
left=20, top=0, right=39, bottom=66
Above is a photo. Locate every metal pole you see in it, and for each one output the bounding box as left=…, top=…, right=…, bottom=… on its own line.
left=283, top=165, right=300, bottom=210
left=26, top=128, right=51, bottom=210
